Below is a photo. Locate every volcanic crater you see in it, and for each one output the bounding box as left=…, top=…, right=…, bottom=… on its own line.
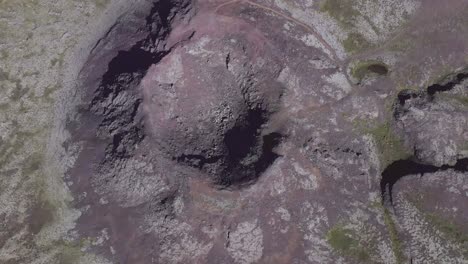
left=68, top=0, right=291, bottom=261
left=56, top=0, right=468, bottom=263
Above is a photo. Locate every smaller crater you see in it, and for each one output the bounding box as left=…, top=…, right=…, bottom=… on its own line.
left=350, top=60, right=389, bottom=84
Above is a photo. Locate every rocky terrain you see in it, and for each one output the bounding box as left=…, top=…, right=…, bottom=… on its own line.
left=0, top=0, right=467, bottom=263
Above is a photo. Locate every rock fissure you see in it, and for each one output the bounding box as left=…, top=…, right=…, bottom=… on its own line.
left=397, top=70, right=468, bottom=109
left=385, top=69, right=468, bottom=207
left=381, top=158, right=468, bottom=205
left=427, top=71, right=468, bottom=96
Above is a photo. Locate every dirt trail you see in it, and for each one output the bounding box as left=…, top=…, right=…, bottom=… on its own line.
left=215, top=0, right=340, bottom=64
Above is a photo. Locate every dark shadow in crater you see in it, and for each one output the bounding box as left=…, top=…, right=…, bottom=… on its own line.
left=224, top=108, right=266, bottom=161
left=90, top=45, right=158, bottom=160
left=152, top=0, right=175, bottom=27
left=255, top=132, right=282, bottom=174
left=367, top=64, right=389, bottom=76
left=102, top=48, right=156, bottom=82
left=219, top=108, right=282, bottom=187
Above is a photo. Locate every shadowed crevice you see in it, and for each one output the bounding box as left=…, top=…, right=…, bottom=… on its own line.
left=381, top=158, right=468, bottom=206
left=387, top=69, right=468, bottom=205
left=176, top=154, right=223, bottom=169
left=224, top=108, right=267, bottom=162
left=427, top=72, right=468, bottom=96
left=396, top=69, right=468, bottom=110
left=255, top=132, right=282, bottom=175
left=219, top=108, right=282, bottom=187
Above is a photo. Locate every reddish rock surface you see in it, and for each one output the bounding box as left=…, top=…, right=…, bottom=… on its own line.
left=60, top=0, right=468, bottom=263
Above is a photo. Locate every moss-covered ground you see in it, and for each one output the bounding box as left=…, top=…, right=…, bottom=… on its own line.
left=326, top=225, right=372, bottom=262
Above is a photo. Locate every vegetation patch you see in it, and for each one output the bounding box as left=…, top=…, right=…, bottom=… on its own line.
left=370, top=122, right=411, bottom=168
left=48, top=235, right=96, bottom=264
left=454, top=96, right=468, bottom=107
left=0, top=69, right=9, bottom=82
left=0, top=1, right=112, bottom=263
left=372, top=201, right=406, bottom=264
left=50, top=50, right=67, bottom=69
left=351, top=60, right=389, bottom=83
left=407, top=194, right=468, bottom=257
left=94, top=0, right=111, bottom=9
left=426, top=213, right=468, bottom=255
left=463, top=141, right=468, bottom=151
left=396, top=83, right=419, bottom=92
left=424, top=66, right=468, bottom=89
left=320, top=0, right=358, bottom=29
left=388, top=37, right=413, bottom=52
left=382, top=208, right=405, bottom=264
left=0, top=50, right=8, bottom=59
left=436, top=94, right=468, bottom=108
left=343, top=33, right=372, bottom=54
left=22, top=152, right=43, bottom=176
left=432, top=69, right=461, bottom=86
left=42, top=84, right=61, bottom=103
left=57, top=251, right=81, bottom=264
left=28, top=198, right=56, bottom=234
left=354, top=120, right=411, bottom=168
left=0, top=130, right=34, bottom=168
left=426, top=213, right=468, bottom=254
left=320, top=0, right=376, bottom=54
left=326, top=225, right=371, bottom=262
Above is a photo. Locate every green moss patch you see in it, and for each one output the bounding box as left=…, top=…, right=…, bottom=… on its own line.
left=28, top=199, right=55, bottom=234
left=93, top=0, right=110, bottom=9
left=370, top=123, right=411, bottom=167
left=0, top=50, right=8, bottom=59
left=22, top=152, right=43, bottom=176
left=343, top=33, right=372, bottom=54
left=56, top=250, right=81, bottom=264
left=354, top=120, right=411, bottom=168
left=383, top=208, right=405, bottom=264
left=424, top=212, right=468, bottom=257
left=463, top=141, right=468, bottom=151
left=454, top=96, right=468, bottom=106
left=320, top=0, right=375, bottom=54
left=428, top=213, right=468, bottom=246
left=326, top=225, right=371, bottom=262
left=320, top=0, right=358, bottom=28
left=50, top=236, right=96, bottom=264
left=436, top=94, right=468, bottom=108
left=408, top=194, right=468, bottom=257
left=0, top=131, right=34, bottom=168
left=42, top=84, right=60, bottom=102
